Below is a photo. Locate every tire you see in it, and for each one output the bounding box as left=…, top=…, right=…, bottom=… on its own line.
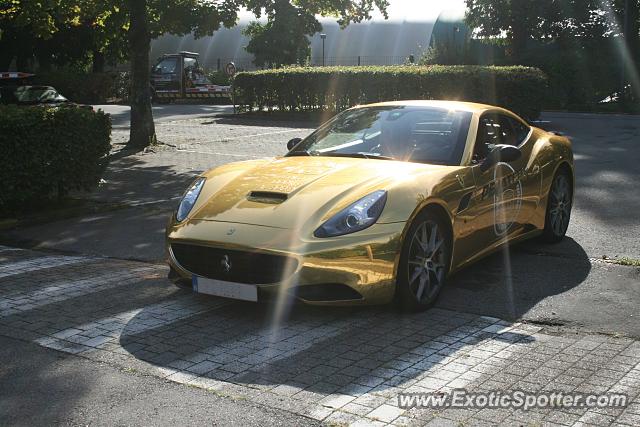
left=396, top=210, right=452, bottom=311
left=542, top=168, right=573, bottom=243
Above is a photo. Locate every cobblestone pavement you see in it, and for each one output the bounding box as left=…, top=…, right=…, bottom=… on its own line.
left=93, top=113, right=315, bottom=207
left=1, top=245, right=639, bottom=426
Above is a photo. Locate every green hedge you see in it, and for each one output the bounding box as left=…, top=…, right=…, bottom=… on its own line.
left=233, top=65, right=548, bottom=119
left=34, top=70, right=118, bottom=104
left=0, top=106, right=111, bottom=214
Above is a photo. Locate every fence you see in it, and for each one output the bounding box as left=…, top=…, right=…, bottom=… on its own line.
left=209, top=55, right=418, bottom=71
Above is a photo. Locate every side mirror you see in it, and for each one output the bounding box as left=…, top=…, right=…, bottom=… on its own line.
left=499, top=145, right=522, bottom=163
left=287, top=137, right=302, bottom=151
left=479, top=144, right=521, bottom=172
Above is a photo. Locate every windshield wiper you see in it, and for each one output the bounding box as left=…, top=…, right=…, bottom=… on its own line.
left=323, top=152, right=396, bottom=160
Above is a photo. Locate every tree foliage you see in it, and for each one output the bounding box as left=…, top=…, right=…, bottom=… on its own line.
left=464, top=0, right=640, bottom=108
left=464, top=0, right=637, bottom=57
left=0, top=1, right=128, bottom=70
left=242, top=0, right=389, bottom=68
left=1, top=0, right=390, bottom=147
left=243, top=0, right=320, bottom=67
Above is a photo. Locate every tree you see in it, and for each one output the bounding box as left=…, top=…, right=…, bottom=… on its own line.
left=0, top=1, right=128, bottom=72
left=243, top=0, right=320, bottom=68
left=2, top=0, right=389, bottom=148
left=464, top=0, right=616, bottom=59
left=614, top=0, right=640, bottom=85
left=127, top=0, right=155, bottom=148
left=125, top=0, right=239, bottom=148
left=242, top=0, right=389, bottom=68
left=126, top=0, right=389, bottom=148
left=464, top=0, right=640, bottom=108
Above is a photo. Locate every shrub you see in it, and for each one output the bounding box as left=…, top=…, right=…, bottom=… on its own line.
left=34, top=70, right=118, bottom=104
left=206, top=70, right=231, bottom=86
left=0, top=105, right=111, bottom=215
left=233, top=65, right=548, bottom=119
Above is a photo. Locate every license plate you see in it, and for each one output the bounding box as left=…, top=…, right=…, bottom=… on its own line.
left=192, top=276, right=258, bottom=302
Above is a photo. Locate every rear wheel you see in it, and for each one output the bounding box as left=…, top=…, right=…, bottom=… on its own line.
left=396, top=210, right=451, bottom=311
left=542, top=168, right=572, bottom=243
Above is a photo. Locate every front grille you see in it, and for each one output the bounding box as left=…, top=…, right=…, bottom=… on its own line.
left=171, top=243, right=297, bottom=284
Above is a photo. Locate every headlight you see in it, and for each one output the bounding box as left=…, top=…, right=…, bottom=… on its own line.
left=176, top=177, right=206, bottom=222
left=314, top=190, right=387, bottom=238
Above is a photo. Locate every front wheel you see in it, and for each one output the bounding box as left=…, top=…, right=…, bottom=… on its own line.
left=396, top=211, right=452, bottom=311
left=542, top=169, right=573, bottom=243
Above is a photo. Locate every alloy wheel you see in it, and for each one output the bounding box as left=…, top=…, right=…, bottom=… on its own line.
left=406, top=220, right=446, bottom=303
left=549, top=174, right=572, bottom=236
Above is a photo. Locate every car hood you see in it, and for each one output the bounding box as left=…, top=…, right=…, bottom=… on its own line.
left=191, top=156, right=457, bottom=229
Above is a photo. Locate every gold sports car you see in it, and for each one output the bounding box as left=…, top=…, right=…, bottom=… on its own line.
left=166, top=100, right=574, bottom=310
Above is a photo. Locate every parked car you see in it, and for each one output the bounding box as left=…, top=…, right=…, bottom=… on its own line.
left=166, top=100, right=574, bottom=311
left=0, top=72, right=91, bottom=109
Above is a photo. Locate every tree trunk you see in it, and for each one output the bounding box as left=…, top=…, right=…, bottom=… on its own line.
left=92, top=50, right=105, bottom=73
left=16, top=54, right=31, bottom=72
left=629, top=0, right=639, bottom=67
left=0, top=40, right=13, bottom=70
left=35, top=41, right=52, bottom=72
left=127, top=0, right=156, bottom=149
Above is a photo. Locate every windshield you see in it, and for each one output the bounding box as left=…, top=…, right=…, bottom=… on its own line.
left=152, top=57, right=178, bottom=74
left=12, top=86, right=67, bottom=104
left=287, top=106, right=473, bottom=165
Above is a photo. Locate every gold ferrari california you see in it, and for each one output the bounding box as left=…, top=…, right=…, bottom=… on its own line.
left=166, top=100, right=574, bottom=310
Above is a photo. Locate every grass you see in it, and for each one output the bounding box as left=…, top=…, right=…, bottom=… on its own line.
left=601, top=256, right=640, bottom=267
left=613, top=257, right=640, bottom=267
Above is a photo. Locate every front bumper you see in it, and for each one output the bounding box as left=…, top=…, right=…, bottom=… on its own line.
left=166, top=220, right=404, bottom=305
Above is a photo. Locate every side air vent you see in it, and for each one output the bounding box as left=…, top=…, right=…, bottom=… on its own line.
left=247, top=191, right=288, bottom=204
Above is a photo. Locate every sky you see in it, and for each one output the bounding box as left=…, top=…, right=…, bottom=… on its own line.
left=236, top=0, right=467, bottom=23
left=366, top=0, right=467, bottom=22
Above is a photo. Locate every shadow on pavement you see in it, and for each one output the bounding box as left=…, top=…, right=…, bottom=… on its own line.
left=0, top=156, right=190, bottom=262
left=100, top=104, right=234, bottom=128
left=119, top=301, right=535, bottom=394
left=210, top=116, right=319, bottom=130
left=0, top=336, right=92, bottom=425
left=539, top=113, right=640, bottom=258
left=438, top=237, right=591, bottom=321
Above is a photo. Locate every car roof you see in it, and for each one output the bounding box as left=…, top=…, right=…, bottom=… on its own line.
left=356, top=100, right=509, bottom=114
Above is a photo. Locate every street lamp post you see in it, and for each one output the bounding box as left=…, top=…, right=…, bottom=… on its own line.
left=320, top=33, right=327, bottom=67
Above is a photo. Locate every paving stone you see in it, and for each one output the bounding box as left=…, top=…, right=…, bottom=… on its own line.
left=367, top=404, right=405, bottom=423
left=186, top=360, right=220, bottom=375
left=2, top=246, right=639, bottom=427
left=319, top=393, right=357, bottom=409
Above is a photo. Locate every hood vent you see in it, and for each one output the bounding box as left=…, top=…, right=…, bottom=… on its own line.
left=247, top=191, right=288, bottom=204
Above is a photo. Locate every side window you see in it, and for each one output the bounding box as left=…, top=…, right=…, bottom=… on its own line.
left=508, top=117, right=531, bottom=145
left=473, top=114, right=501, bottom=162
left=496, top=115, right=519, bottom=146
left=184, top=57, right=197, bottom=70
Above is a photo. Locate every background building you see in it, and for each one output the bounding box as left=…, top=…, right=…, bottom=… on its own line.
left=150, top=0, right=466, bottom=70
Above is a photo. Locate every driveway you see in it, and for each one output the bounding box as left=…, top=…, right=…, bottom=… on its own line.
left=1, top=108, right=639, bottom=426
left=1, top=109, right=637, bottom=336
